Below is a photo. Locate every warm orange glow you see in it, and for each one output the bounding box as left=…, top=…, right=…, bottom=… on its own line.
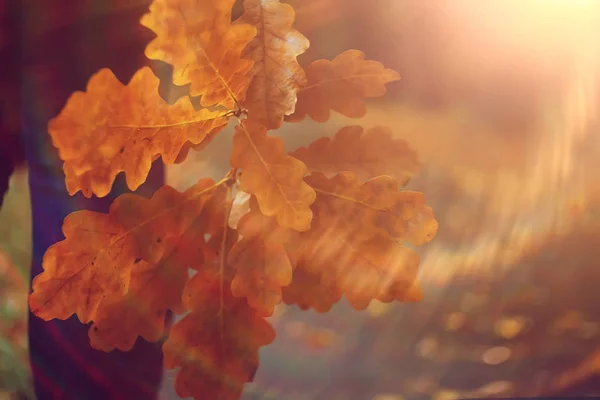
left=378, top=0, right=600, bottom=284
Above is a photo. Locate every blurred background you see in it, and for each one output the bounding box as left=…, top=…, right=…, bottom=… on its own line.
left=2, top=0, right=600, bottom=398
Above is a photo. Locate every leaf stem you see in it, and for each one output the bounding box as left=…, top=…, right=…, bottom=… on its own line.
left=219, top=185, right=234, bottom=342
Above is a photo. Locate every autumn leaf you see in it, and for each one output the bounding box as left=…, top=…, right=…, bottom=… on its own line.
left=88, top=185, right=227, bottom=351
left=141, top=0, right=257, bottom=109
left=87, top=258, right=182, bottom=352
left=287, top=49, right=400, bottom=123
left=237, top=0, right=309, bottom=129
left=230, top=120, right=316, bottom=231
left=291, top=125, right=420, bottom=185
left=29, top=179, right=221, bottom=324
left=49, top=67, right=229, bottom=198
left=291, top=172, right=435, bottom=309
left=164, top=227, right=275, bottom=400
left=28, top=212, right=133, bottom=324
left=318, top=235, right=424, bottom=309
left=282, top=261, right=342, bottom=313
left=229, top=208, right=295, bottom=316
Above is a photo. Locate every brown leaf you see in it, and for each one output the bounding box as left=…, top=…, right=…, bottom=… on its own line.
left=230, top=120, right=316, bottom=231
left=141, top=0, right=257, bottom=109
left=237, top=0, right=309, bottom=129
left=49, top=67, right=229, bottom=197
left=28, top=179, right=220, bottom=324
left=287, top=49, right=400, bottom=123
left=163, top=227, right=275, bottom=400
left=291, top=125, right=420, bottom=185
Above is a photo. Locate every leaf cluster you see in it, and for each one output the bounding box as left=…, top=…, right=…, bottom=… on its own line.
left=28, top=0, right=438, bottom=398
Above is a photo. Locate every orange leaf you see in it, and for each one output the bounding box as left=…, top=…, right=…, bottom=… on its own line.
left=319, top=235, right=424, bottom=309
left=291, top=125, right=420, bottom=185
left=282, top=260, right=342, bottom=313
left=88, top=185, right=227, bottom=351
left=29, top=179, right=221, bottom=324
left=287, top=49, right=400, bottom=123
left=229, top=208, right=294, bottom=316
left=164, top=227, right=275, bottom=400
left=294, top=172, right=435, bottom=309
left=141, top=0, right=257, bottom=109
left=230, top=120, right=316, bottom=231
left=237, top=0, right=309, bottom=129
left=49, top=67, right=229, bottom=197
left=28, top=212, right=133, bottom=324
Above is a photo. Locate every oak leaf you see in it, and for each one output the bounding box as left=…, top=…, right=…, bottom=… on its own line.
left=287, top=49, right=400, bottom=122
left=230, top=120, right=316, bottom=231
left=282, top=260, right=342, bottom=313
left=293, top=172, right=435, bottom=309
left=29, top=212, right=136, bottom=324
left=237, top=0, right=309, bottom=129
left=291, top=125, right=420, bottom=185
left=229, top=207, right=295, bottom=316
left=29, top=179, right=219, bottom=324
left=164, top=227, right=275, bottom=400
left=141, top=0, right=257, bottom=109
left=88, top=185, right=227, bottom=351
left=49, top=67, right=229, bottom=197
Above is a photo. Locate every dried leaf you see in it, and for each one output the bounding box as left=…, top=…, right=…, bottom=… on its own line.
left=291, top=125, right=420, bottom=185
left=88, top=185, right=227, bottom=351
left=49, top=67, right=229, bottom=197
left=141, top=0, right=257, bottom=109
left=282, top=260, right=342, bottom=312
left=164, top=227, right=275, bottom=400
left=229, top=208, right=294, bottom=316
left=287, top=49, right=400, bottom=123
left=237, top=0, right=309, bottom=129
left=230, top=120, right=316, bottom=231
left=29, top=211, right=134, bottom=324
left=297, top=172, right=434, bottom=309
left=29, top=179, right=219, bottom=324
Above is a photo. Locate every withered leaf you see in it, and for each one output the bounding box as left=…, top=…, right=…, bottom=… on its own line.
left=237, top=0, right=309, bottom=129
left=49, top=67, right=229, bottom=198
left=164, top=227, right=275, bottom=400
left=230, top=120, right=316, bottom=231
left=141, top=0, right=257, bottom=109
left=287, top=49, right=400, bottom=123
left=291, top=125, right=420, bottom=185
left=29, top=179, right=219, bottom=324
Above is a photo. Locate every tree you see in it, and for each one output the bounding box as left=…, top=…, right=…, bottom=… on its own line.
left=26, top=0, right=437, bottom=398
